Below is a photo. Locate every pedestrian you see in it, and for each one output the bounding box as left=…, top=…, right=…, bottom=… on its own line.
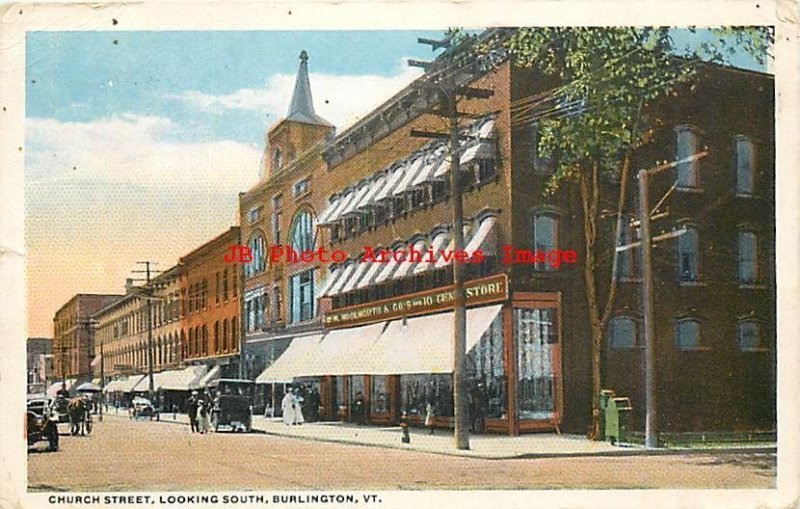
left=293, top=388, right=305, bottom=425
left=281, top=388, right=295, bottom=426
left=187, top=391, right=199, bottom=433
left=425, top=400, right=435, bottom=435
left=353, top=391, right=366, bottom=425
left=197, top=399, right=210, bottom=434
left=308, top=387, right=320, bottom=422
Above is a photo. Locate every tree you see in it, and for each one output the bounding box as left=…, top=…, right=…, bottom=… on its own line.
left=501, top=27, right=772, bottom=438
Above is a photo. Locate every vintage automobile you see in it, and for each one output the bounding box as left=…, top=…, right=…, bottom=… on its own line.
left=50, top=395, right=71, bottom=424
left=26, top=402, right=59, bottom=452
left=130, top=397, right=157, bottom=420
left=207, top=379, right=254, bottom=432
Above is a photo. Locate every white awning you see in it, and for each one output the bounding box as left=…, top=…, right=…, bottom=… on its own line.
left=339, top=183, right=372, bottom=217
left=255, top=334, right=325, bottom=383
left=373, top=252, right=402, bottom=284
left=433, top=157, right=451, bottom=178
left=412, top=147, right=448, bottom=187
left=324, top=189, right=357, bottom=225
left=392, top=239, right=427, bottom=280
left=374, top=165, right=406, bottom=201
left=356, top=256, right=387, bottom=289
left=460, top=140, right=494, bottom=165
left=327, top=262, right=356, bottom=297
left=303, top=323, right=385, bottom=377
left=339, top=260, right=370, bottom=294
left=464, top=215, right=498, bottom=255
left=103, top=374, right=146, bottom=394
left=316, top=196, right=340, bottom=225
left=318, top=266, right=342, bottom=298
left=478, top=119, right=495, bottom=138
left=353, top=174, right=387, bottom=210
left=157, top=365, right=209, bottom=391
left=414, top=230, right=449, bottom=274
left=90, top=354, right=102, bottom=368
left=391, top=157, right=426, bottom=196
left=351, top=305, right=503, bottom=375
left=198, top=365, right=222, bottom=387
left=435, top=225, right=471, bottom=269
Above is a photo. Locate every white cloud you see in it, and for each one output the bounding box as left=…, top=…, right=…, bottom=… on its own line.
left=171, top=64, right=423, bottom=131
left=25, top=113, right=261, bottom=192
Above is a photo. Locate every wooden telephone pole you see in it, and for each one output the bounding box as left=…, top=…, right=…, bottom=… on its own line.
left=410, top=32, right=493, bottom=450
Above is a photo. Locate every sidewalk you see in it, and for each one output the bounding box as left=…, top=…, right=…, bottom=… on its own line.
left=101, top=411, right=776, bottom=460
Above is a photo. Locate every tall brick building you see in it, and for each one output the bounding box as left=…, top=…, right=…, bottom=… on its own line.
left=52, top=294, right=121, bottom=380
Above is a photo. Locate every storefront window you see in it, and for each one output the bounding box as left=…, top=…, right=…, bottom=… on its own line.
left=332, top=376, right=346, bottom=413
left=515, top=308, right=557, bottom=420
left=370, top=376, right=390, bottom=414
left=348, top=375, right=365, bottom=407
left=467, top=313, right=505, bottom=419
left=400, top=374, right=453, bottom=418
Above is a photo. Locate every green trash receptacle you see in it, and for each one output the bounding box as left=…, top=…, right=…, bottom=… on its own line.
left=605, top=397, right=632, bottom=445
left=597, top=389, right=616, bottom=441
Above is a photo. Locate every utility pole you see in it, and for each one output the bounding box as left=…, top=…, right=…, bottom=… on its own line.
left=132, top=261, right=160, bottom=403
left=638, top=170, right=657, bottom=448
left=410, top=32, right=492, bottom=450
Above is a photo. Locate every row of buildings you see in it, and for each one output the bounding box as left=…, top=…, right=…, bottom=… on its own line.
left=50, top=29, right=775, bottom=434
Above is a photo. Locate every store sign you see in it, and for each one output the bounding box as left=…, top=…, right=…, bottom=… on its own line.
left=324, top=273, right=507, bottom=329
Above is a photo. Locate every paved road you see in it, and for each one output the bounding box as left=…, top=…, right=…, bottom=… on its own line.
left=28, top=416, right=775, bottom=491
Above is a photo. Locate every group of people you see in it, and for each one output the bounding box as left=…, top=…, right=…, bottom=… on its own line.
left=280, top=386, right=308, bottom=426
left=186, top=391, right=212, bottom=434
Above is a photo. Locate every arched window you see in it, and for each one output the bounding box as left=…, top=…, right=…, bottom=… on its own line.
left=737, top=230, right=759, bottom=285
left=181, top=330, right=187, bottom=358
left=188, top=329, right=194, bottom=356
left=222, top=319, right=229, bottom=351
left=532, top=211, right=559, bottom=271
left=213, top=321, right=219, bottom=353
left=675, top=126, right=700, bottom=189
left=201, top=279, right=208, bottom=309
left=231, top=317, right=238, bottom=351
left=607, top=316, right=638, bottom=348
left=289, top=210, right=315, bottom=252
left=737, top=319, right=761, bottom=350
left=677, top=225, right=700, bottom=282
left=202, top=325, right=208, bottom=356
left=674, top=318, right=701, bottom=349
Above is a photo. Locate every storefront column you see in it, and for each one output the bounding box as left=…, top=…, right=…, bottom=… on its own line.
left=503, top=304, right=518, bottom=436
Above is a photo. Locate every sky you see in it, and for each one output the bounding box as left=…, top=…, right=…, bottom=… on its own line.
left=25, top=29, right=768, bottom=337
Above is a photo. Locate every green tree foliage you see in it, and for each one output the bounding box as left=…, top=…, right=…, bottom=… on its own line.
left=502, top=26, right=771, bottom=438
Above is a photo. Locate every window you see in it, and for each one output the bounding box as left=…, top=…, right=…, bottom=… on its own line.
left=608, top=316, right=638, bottom=348
left=400, top=374, right=453, bottom=418
left=232, top=265, right=238, bottom=297
left=370, top=375, right=390, bottom=414
left=737, top=231, right=759, bottom=285
left=271, top=195, right=283, bottom=244
left=292, top=178, right=309, bottom=198
left=674, top=318, right=700, bottom=349
left=222, top=319, right=229, bottom=351
left=289, top=269, right=316, bottom=323
left=201, top=279, right=208, bottom=309
left=223, top=269, right=229, bottom=301
left=466, top=313, right=505, bottom=418
left=477, top=158, right=496, bottom=182
left=213, top=321, right=219, bottom=353
left=737, top=320, right=761, bottom=351
left=272, top=148, right=282, bottom=171
left=515, top=308, right=557, bottom=420
left=272, top=286, right=282, bottom=323
left=675, top=126, right=700, bottom=189
left=677, top=225, right=700, bottom=282
left=289, top=210, right=315, bottom=252
left=247, top=207, right=261, bottom=224
left=231, top=317, right=238, bottom=350
left=532, top=212, right=559, bottom=271
left=215, top=272, right=221, bottom=303
left=245, top=234, right=265, bottom=278
left=735, top=136, right=755, bottom=195
left=202, top=325, right=208, bottom=355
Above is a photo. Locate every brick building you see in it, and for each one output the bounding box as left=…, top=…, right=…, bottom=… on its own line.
left=179, top=227, right=242, bottom=379
left=27, top=337, right=52, bottom=390
left=52, top=294, right=121, bottom=381
left=242, top=30, right=774, bottom=434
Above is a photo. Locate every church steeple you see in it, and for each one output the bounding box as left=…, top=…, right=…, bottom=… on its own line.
left=286, top=50, right=332, bottom=127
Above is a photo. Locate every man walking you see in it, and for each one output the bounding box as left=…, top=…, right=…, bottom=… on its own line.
left=187, top=391, right=199, bottom=433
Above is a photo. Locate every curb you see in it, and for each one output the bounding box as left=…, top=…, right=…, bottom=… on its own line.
left=101, top=412, right=777, bottom=460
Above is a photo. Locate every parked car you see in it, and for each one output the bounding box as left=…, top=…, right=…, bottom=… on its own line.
left=207, top=379, right=254, bottom=432
left=27, top=397, right=50, bottom=417
left=130, top=397, right=157, bottom=420
left=50, top=395, right=71, bottom=424
left=26, top=408, right=59, bottom=452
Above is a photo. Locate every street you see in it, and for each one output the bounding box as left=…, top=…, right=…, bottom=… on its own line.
left=28, top=415, right=775, bottom=491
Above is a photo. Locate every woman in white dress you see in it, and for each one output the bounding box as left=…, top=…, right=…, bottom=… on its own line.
left=281, top=390, right=295, bottom=426
left=292, top=388, right=305, bottom=425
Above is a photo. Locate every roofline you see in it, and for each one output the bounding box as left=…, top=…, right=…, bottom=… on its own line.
left=179, top=226, right=241, bottom=266
left=54, top=294, right=124, bottom=317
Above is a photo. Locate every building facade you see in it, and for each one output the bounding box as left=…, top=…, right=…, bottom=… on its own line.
left=237, top=30, right=775, bottom=435
left=52, top=294, right=122, bottom=380
left=92, top=267, right=182, bottom=380
left=27, top=337, right=52, bottom=389
left=179, top=227, right=242, bottom=378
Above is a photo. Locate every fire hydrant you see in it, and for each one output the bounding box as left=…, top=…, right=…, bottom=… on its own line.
left=400, top=411, right=411, bottom=444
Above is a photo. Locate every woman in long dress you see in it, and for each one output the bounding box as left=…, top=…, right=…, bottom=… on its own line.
left=292, top=389, right=305, bottom=425
left=281, top=390, right=295, bottom=426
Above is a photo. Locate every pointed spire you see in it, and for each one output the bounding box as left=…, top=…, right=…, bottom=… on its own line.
left=286, top=50, right=332, bottom=127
